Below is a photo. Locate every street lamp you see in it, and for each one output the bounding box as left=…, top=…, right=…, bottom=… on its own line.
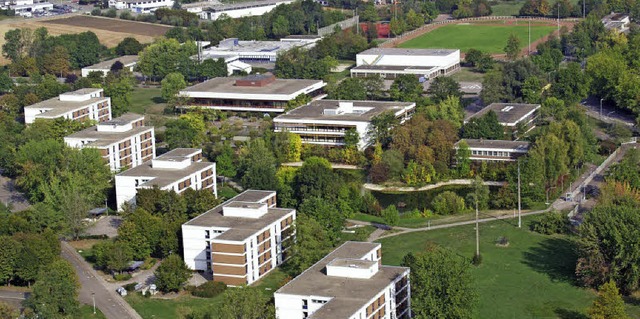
left=92, top=292, right=96, bottom=315
left=600, top=98, right=604, bottom=119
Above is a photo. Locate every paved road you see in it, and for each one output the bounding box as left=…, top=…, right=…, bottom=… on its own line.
left=60, top=241, right=142, bottom=319
left=0, top=174, right=30, bottom=212
left=0, top=290, right=28, bottom=309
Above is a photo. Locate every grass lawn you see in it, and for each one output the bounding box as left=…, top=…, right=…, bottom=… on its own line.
left=490, top=0, right=583, bottom=16
left=450, top=67, right=486, bottom=82
left=129, top=86, right=165, bottom=115
left=377, top=216, right=640, bottom=318
left=399, top=23, right=557, bottom=53
left=80, top=305, right=107, bottom=318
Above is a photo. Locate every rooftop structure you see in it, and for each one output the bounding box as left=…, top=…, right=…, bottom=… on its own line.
left=274, top=100, right=415, bottom=149
left=109, top=0, right=173, bottom=12
left=193, top=53, right=253, bottom=76
left=187, top=0, right=293, bottom=20
left=275, top=241, right=411, bottom=319
left=464, top=103, right=541, bottom=128
left=182, top=190, right=295, bottom=285
left=455, top=139, right=530, bottom=162
left=199, top=38, right=316, bottom=63
left=352, top=48, right=460, bottom=80
left=178, top=73, right=326, bottom=113
left=24, top=88, right=111, bottom=124
left=602, top=12, right=630, bottom=33
left=81, top=55, right=138, bottom=78
left=64, top=113, right=155, bottom=171
left=115, top=148, right=216, bottom=210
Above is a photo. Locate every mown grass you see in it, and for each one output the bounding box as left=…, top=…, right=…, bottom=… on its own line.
left=129, top=87, right=164, bottom=115
left=399, top=23, right=556, bottom=53
left=377, top=215, right=640, bottom=318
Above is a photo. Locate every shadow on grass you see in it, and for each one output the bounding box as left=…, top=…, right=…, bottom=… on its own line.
left=522, top=237, right=579, bottom=284
left=152, top=97, right=165, bottom=104
left=555, top=308, right=588, bottom=319
left=623, top=295, right=640, bottom=307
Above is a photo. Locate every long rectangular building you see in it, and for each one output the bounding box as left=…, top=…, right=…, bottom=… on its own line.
left=351, top=48, right=460, bottom=80
left=274, top=100, right=415, bottom=150
left=24, top=88, right=112, bottom=124
left=179, top=73, right=326, bottom=113
left=455, top=138, right=530, bottom=162
left=115, top=148, right=216, bottom=210
left=182, top=190, right=295, bottom=286
left=64, top=113, right=155, bottom=172
left=275, top=241, right=411, bottom=319
left=81, top=55, right=138, bottom=78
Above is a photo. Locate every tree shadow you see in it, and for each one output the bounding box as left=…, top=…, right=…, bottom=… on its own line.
left=522, top=237, right=579, bottom=284
left=152, top=97, right=165, bottom=104
left=554, top=308, right=587, bottom=319
left=623, top=295, right=640, bottom=307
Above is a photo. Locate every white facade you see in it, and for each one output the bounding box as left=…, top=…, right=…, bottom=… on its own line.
left=191, top=0, right=293, bottom=20
left=11, top=2, right=52, bottom=16
left=81, top=56, right=138, bottom=78
left=352, top=48, right=460, bottom=79
left=201, top=38, right=315, bottom=63
left=110, top=0, right=173, bottom=12
left=24, top=88, right=111, bottom=124
left=182, top=190, right=295, bottom=286
left=275, top=242, right=411, bottom=319
left=115, top=148, right=216, bottom=210
left=64, top=114, right=155, bottom=171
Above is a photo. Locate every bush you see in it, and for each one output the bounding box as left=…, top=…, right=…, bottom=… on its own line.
left=119, top=10, right=132, bottom=20
left=105, top=8, right=117, bottom=18
left=381, top=205, right=400, bottom=226
left=114, top=273, right=132, bottom=281
left=531, top=212, right=569, bottom=235
left=142, top=256, right=156, bottom=270
left=123, top=282, right=138, bottom=292
left=190, top=281, right=227, bottom=298
left=431, top=191, right=466, bottom=215
left=91, top=8, right=101, bottom=16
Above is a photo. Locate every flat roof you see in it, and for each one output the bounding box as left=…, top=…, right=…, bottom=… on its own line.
left=205, top=39, right=304, bottom=54
left=65, top=115, right=151, bottom=147
left=277, top=241, right=408, bottom=319
left=351, top=64, right=437, bottom=71
left=204, top=0, right=291, bottom=11
left=117, top=149, right=212, bottom=188
left=99, top=112, right=143, bottom=126
left=180, top=76, right=324, bottom=96
left=83, top=55, right=138, bottom=70
left=456, top=139, right=530, bottom=151
left=465, top=103, right=540, bottom=125
left=184, top=190, right=293, bottom=241
left=327, top=258, right=376, bottom=269
left=358, top=47, right=459, bottom=56
left=161, top=148, right=200, bottom=158
left=274, top=100, right=415, bottom=122
left=25, top=96, right=108, bottom=118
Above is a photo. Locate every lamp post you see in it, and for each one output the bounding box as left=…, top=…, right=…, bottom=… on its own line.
left=600, top=98, right=604, bottom=119
left=517, top=160, right=522, bottom=228
left=92, top=292, right=96, bottom=315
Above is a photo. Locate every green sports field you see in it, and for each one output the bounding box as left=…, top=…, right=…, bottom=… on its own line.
left=399, top=23, right=557, bottom=54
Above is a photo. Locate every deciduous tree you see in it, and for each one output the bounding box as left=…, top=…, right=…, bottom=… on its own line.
left=587, top=281, right=629, bottom=319
left=504, top=33, right=521, bottom=61
left=26, top=258, right=80, bottom=318
left=155, top=254, right=191, bottom=292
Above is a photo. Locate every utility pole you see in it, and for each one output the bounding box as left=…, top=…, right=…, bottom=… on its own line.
left=517, top=160, right=522, bottom=228
left=528, top=20, right=531, bottom=56
left=92, top=292, right=96, bottom=315
left=475, top=199, right=479, bottom=257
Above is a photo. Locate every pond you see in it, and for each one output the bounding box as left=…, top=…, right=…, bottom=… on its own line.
left=370, top=185, right=500, bottom=212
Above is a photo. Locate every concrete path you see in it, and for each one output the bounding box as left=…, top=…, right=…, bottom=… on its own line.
left=0, top=290, right=28, bottom=310
left=0, top=175, right=30, bottom=212
left=363, top=179, right=506, bottom=192
left=61, top=241, right=142, bottom=319
left=281, top=162, right=361, bottom=170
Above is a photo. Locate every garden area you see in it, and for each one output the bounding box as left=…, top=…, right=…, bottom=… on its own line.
left=399, top=22, right=557, bottom=53
left=377, top=215, right=640, bottom=318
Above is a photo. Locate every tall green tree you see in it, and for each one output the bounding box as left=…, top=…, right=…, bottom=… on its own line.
left=587, top=281, right=630, bottom=319
left=115, top=37, right=144, bottom=56
left=504, top=33, right=521, bottom=61
left=154, top=254, right=191, bottom=292
left=104, top=69, right=135, bottom=117
left=390, top=74, right=423, bottom=102
left=161, top=72, right=187, bottom=102
left=240, top=139, right=278, bottom=190
left=137, top=38, right=197, bottom=79
left=286, top=215, right=332, bottom=276
left=218, top=285, right=275, bottom=319
left=428, top=76, right=462, bottom=103
left=294, top=156, right=338, bottom=201
left=26, top=258, right=80, bottom=319
left=329, top=77, right=367, bottom=100
left=402, top=245, right=476, bottom=319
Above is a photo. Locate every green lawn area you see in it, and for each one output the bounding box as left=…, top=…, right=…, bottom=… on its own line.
left=399, top=23, right=557, bottom=53
left=450, top=67, right=486, bottom=82
left=377, top=216, right=640, bottom=318
left=129, top=87, right=165, bottom=115
left=80, top=305, right=107, bottom=318
left=490, top=0, right=583, bottom=16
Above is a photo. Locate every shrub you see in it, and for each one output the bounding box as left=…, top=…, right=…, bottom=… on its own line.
left=105, top=8, right=117, bottom=18
left=381, top=205, right=400, bottom=226
left=90, top=8, right=101, bottom=16
left=142, top=256, right=156, bottom=270
left=114, top=273, right=132, bottom=281
left=123, top=282, right=138, bottom=292
left=119, top=10, right=132, bottom=20
left=190, top=281, right=227, bottom=298
left=431, top=191, right=466, bottom=215
left=531, top=212, right=569, bottom=235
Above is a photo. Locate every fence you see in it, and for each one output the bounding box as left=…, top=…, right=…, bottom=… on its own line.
left=379, top=16, right=581, bottom=48
left=318, top=15, right=359, bottom=36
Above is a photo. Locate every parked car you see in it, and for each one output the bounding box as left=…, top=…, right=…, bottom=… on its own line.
left=116, top=287, right=127, bottom=296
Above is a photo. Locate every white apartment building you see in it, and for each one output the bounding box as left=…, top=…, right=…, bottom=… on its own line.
left=274, top=100, right=415, bottom=150
left=351, top=48, right=460, bottom=80
left=115, top=148, right=216, bottom=210
left=455, top=139, right=530, bottom=162
left=275, top=241, right=411, bottom=319
left=64, top=113, right=155, bottom=172
left=182, top=190, right=295, bottom=286
left=81, top=55, right=139, bottom=78
left=24, top=88, right=112, bottom=124
left=109, top=0, right=173, bottom=12
left=179, top=73, right=326, bottom=113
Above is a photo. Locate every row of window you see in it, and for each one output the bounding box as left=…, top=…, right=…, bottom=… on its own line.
left=177, top=178, right=192, bottom=191
left=471, top=150, right=512, bottom=157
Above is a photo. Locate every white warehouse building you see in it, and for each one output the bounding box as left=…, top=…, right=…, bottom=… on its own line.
left=351, top=48, right=460, bottom=80
left=186, top=0, right=293, bottom=20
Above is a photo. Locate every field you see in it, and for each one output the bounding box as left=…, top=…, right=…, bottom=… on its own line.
left=490, top=0, right=584, bottom=16
left=0, top=15, right=169, bottom=65
left=377, top=216, right=640, bottom=319
left=399, top=22, right=557, bottom=54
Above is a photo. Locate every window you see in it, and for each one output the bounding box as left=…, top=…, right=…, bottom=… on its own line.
left=205, top=230, right=210, bottom=239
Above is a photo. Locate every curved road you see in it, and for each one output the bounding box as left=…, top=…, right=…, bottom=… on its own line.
left=61, top=241, right=142, bottom=319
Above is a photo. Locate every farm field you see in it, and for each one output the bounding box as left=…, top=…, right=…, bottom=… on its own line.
left=377, top=215, right=640, bottom=319
left=42, top=15, right=171, bottom=37
left=399, top=23, right=557, bottom=53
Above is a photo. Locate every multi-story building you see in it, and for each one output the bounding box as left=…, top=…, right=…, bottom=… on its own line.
left=197, top=38, right=317, bottom=63
left=63, top=113, right=155, bottom=172
left=182, top=190, right=295, bottom=286
left=81, top=55, right=139, bottom=78
left=187, top=0, right=294, bottom=20
left=464, top=103, right=541, bottom=137
left=115, top=148, right=216, bottom=210
left=178, top=73, right=326, bottom=113
left=109, top=0, right=173, bottom=12
left=274, top=100, right=415, bottom=150
left=455, top=139, right=530, bottom=162
left=351, top=48, right=460, bottom=80
left=24, top=88, right=112, bottom=124
left=275, top=241, right=411, bottom=319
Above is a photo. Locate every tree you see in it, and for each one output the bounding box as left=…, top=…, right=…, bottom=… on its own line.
left=552, top=62, right=590, bottom=105
left=390, top=17, right=407, bottom=37
left=137, top=38, right=197, bottom=79
left=519, top=0, right=551, bottom=16
left=218, top=285, right=275, bottom=319
left=198, top=58, right=227, bottom=79
left=298, top=197, right=344, bottom=240
left=165, top=116, right=204, bottom=149
left=402, top=244, right=476, bottom=319
left=428, top=76, right=461, bottom=103
left=390, top=74, right=423, bottom=102
left=104, top=69, right=135, bottom=117
left=240, top=139, right=278, bottom=190
left=504, top=33, right=521, bottom=61
left=116, top=37, right=143, bottom=56
left=42, top=46, right=70, bottom=77
left=480, top=69, right=506, bottom=104
left=94, top=240, right=133, bottom=274
left=286, top=215, right=332, bottom=276
left=26, top=258, right=80, bottom=318
left=423, top=96, right=465, bottom=128
left=456, top=140, right=471, bottom=177
left=461, top=111, right=504, bottom=140
left=0, top=236, right=18, bottom=285
left=368, top=111, right=400, bottom=147
left=466, top=175, right=490, bottom=211
left=0, top=302, right=18, bottom=319
left=587, top=281, right=630, bottom=319
left=381, top=204, right=400, bottom=225
left=272, top=15, right=290, bottom=38
left=161, top=72, right=187, bottom=102
left=215, top=143, right=237, bottom=178
left=431, top=191, right=465, bottom=215
left=294, top=156, right=337, bottom=201
left=329, top=77, right=367, bottom=100
left=155, top=254, right=191, bottom=292
left=406, top=9, right=424, bottom=30
left=585, top=49, right=625, bottom=102
left=465, top=48, right=483, bottom=66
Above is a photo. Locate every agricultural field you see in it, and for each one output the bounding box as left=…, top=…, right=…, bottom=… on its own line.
left=43, top=15, right=171, bottom=37
left=377, top=216, right=640, bottom=319
left=399, top=22, right=557, bottom=54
